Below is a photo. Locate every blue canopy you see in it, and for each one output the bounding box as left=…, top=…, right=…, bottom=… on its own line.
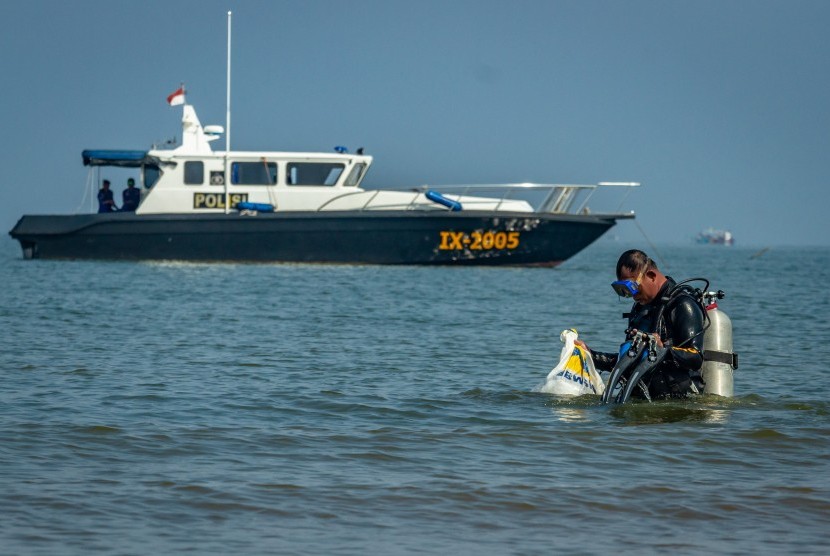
left=82, top=150, right=155, bottom=167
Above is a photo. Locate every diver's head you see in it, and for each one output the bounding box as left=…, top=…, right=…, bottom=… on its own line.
left=612, top=249, right=666, bottom=304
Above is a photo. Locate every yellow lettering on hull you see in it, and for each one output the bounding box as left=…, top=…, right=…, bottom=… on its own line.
left=438, top=231, right=520, bottom=251
left=193, top=193, right=249, bottom=209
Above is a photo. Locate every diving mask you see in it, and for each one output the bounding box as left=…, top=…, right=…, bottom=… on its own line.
left=611, top=268, right=646, bottom=298
left=611, top=279, right=640, bottom=298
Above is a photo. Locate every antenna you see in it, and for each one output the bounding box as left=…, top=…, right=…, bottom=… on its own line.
left=224, top=11, right=232, bottom=214
left=226, top=11, right=232, bottom=153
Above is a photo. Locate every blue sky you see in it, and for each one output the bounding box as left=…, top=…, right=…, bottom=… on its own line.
left=2, top=0, right=828, bottom=246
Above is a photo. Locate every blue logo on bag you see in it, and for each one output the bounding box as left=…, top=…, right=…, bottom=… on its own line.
left=555, top=369, right=598, bottom=394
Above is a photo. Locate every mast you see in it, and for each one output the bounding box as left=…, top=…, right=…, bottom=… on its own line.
left=224, top=10, right=232, bottom=214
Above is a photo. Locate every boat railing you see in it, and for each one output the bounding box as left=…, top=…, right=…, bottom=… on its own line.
left=314, top=181, right=639, bottom=214
left=315, top=189, right=429, bottom=212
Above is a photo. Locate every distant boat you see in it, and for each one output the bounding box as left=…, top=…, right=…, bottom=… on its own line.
left=696, top=228, right=734, bottom=246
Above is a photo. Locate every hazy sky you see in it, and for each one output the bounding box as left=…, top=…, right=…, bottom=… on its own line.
left=2, top=0, right=828, bottom=247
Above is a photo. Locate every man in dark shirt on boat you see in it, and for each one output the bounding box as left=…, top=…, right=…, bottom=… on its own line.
left=97, top=180, right=116, bottom=213
left=121, top=178, right=140, bottom=212
left=578, top=249, right=705, bottom=399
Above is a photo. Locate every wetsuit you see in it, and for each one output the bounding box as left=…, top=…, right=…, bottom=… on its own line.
left=592, top=277, right=705, bottom=399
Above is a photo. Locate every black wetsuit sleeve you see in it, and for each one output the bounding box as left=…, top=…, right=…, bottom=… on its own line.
left=590, top=349, right=618, bottom=372
left=665, top=296, right=705, bottom=372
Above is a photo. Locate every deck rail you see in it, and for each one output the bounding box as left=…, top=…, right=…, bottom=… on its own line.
left=315, top=181, right=640, bottom=214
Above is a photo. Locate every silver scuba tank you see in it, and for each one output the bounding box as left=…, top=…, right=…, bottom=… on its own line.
left=701, top=291, right=738, bottom=397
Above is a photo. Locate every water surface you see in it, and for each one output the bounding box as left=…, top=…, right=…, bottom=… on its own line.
left=2, top=239, right=829, bottom=554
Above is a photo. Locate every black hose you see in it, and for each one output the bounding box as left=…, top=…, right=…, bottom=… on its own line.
left=602, top=337, right=647, bottom=404
left=654, top=277, right=711, bottom=349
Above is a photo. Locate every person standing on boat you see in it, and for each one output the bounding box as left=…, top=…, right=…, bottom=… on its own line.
left=578, top=249, right=705, bottom=399
left=121, top=178, right=140, bottom=212
left=97, top=180, right=117, bottom=213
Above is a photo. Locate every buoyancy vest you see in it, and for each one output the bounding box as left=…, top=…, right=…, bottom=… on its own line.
left=626, top=277, right=705, bottom=397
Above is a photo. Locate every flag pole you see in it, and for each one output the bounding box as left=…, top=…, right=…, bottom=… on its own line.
left=224, top=10, right=232, bottom=214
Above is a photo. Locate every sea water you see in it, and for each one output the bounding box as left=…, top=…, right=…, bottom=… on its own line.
left=1, top=238, right=829, bottom=555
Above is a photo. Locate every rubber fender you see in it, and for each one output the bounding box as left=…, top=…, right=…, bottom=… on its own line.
left=425, top=190, right=462, bottom=212
left=236, top=202, right=275, bottom=213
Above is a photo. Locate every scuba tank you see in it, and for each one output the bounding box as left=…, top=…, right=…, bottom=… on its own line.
left=701, top=290, right=739, bottom=397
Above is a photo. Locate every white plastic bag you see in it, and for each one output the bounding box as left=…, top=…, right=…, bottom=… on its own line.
left=539, top=329, right=606, bottom=396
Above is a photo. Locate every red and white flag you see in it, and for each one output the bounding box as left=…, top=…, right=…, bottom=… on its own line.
left=166, top=87, right=185, bottom=106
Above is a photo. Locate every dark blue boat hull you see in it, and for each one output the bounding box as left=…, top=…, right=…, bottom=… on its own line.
left=9, top=211, right=623, bottom=266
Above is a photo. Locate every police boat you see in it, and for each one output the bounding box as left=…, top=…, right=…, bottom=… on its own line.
left=602, top=281, right=739, bottom=403
left=9, top=102, right=639, bottom=265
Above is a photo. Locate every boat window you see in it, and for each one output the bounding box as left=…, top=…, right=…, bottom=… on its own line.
left=344, top=163, right=366, bottom=187
left=231, top=161, right=278, bottom=185
left=143, top=166, right=161, bottom=188
left=286, top=163, right=345, bottom=186
left=184, top=161, right=204, bottom=185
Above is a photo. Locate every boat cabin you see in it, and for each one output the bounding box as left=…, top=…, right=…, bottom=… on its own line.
left=83, top=105, right=376, bottom=215
left=81, top=104, right=626, bottom=216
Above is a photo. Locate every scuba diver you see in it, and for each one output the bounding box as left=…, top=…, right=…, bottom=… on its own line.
left=578, top=249, right=706, bottom=401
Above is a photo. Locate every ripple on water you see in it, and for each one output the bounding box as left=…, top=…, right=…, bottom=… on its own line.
left=2, top=245, right=830, bottom=554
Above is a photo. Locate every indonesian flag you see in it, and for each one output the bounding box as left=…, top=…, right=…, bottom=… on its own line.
left=166, top=87, right=185, bottom=106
